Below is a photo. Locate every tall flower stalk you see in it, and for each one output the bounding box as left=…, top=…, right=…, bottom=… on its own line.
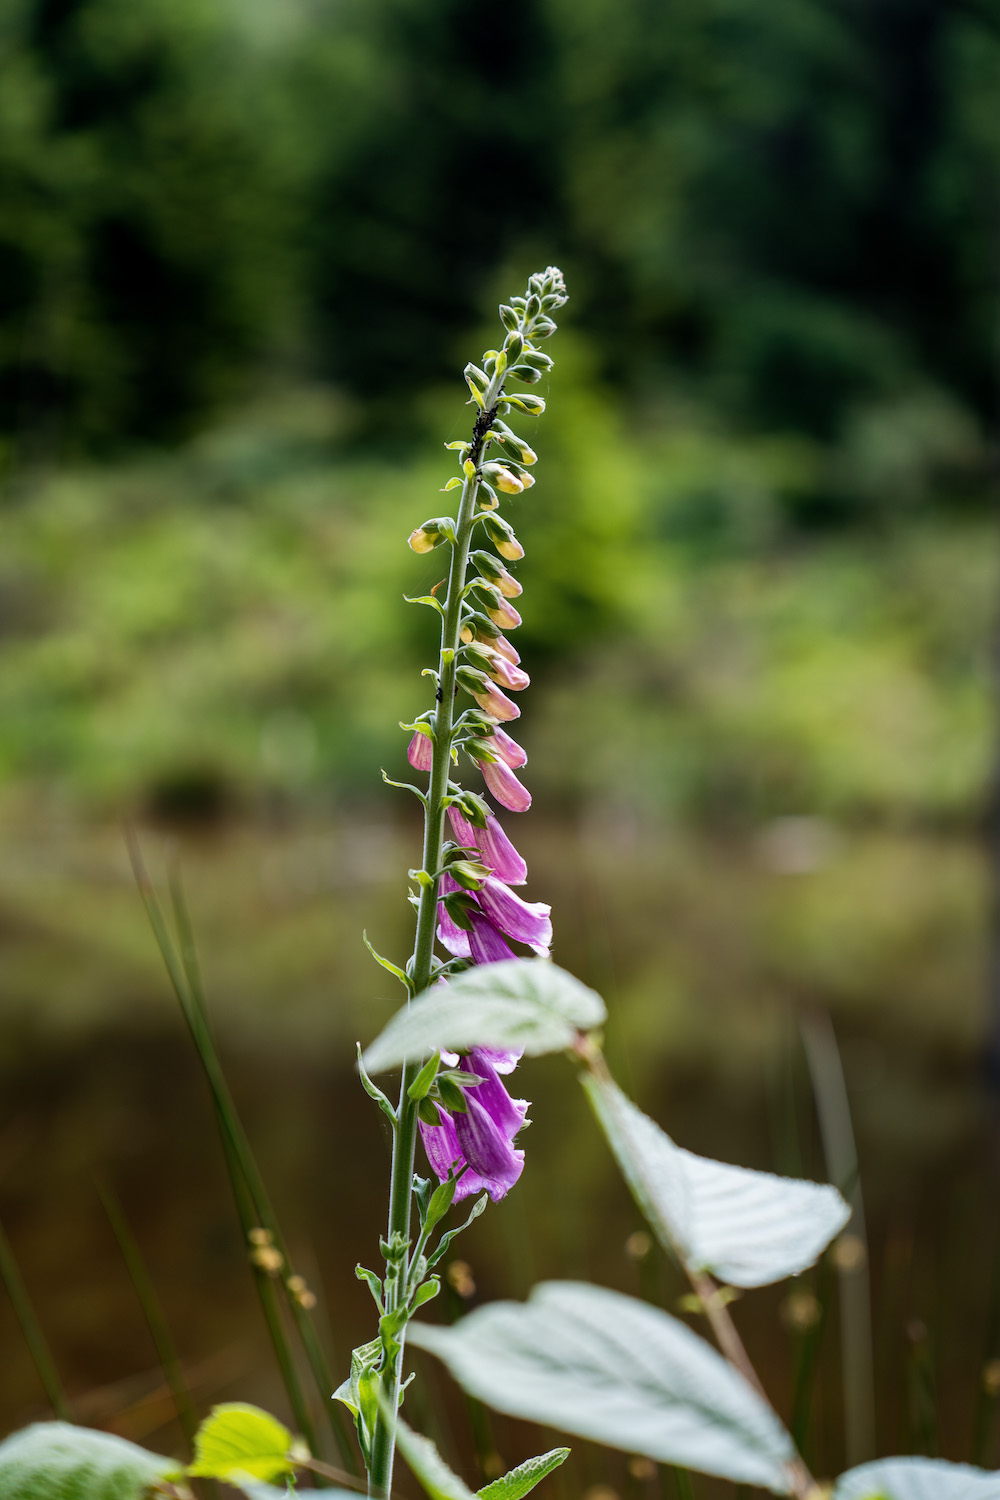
left=360, top=269, right=568, bottom=1496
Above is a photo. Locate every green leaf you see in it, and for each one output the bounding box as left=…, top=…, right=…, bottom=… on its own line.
left=189, top=1403, right=298, bottom=1482
left=333, top=1336, right=383, bottom=1463
left=408, top=1053, right=441, bottom=1102
left=0, top=1421, right=180, bottom=1500
left=407, top=1281, right=796, bottom=1492
left=478, top=1448, right=570, bottom=1500
left=362, top=961, right=606, bottom=1074
left=582, top=1075, right=849, bottom=1287
left=833, top=1458, right=1000, bottom=1499
left=394, top=1417, right=478, bottom=1500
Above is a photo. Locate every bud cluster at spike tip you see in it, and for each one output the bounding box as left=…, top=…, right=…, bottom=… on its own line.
left=403, top=268, right=567, bottom=1201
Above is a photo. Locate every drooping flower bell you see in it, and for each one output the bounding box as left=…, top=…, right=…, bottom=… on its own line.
left=418, top=1046, right=528, bottom=1202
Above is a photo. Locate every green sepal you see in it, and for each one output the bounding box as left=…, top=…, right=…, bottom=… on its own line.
left=442, top=889, right=477, bottom=930
left=443, top=859, right=490, bottom=890
left=425, top=1193, right=489, bottom=1269
left=439, top=1069, right=484, bottom=1088
left=408, top=1052, right=441, bottom=1102
left=464, top=738, right=498, bottom=764
left=363, top=931, right=412, bottom=993
left=478, top=1448, right=571, bottom=1500
left=356, top=1264, right=385, bottom=1313
left=408, top=868, right=434, bottom=890
left=460, top=609, right=501, bottom=642
left=440, top=476, right=463, bottom=491
left=435, top=1076, right=468, bottom=1114
left=356, top=1044, right=398, bottom=1121
left=461, top=643, right=496, bottom=675
left=418, top=1096, right=443, bottom=1127
left=445, top=440, right=471, bottom=453
left=444, top=789, right=492, bottom=828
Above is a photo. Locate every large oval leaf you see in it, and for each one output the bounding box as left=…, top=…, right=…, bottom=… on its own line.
left=584, top=1075, right=849, bottom=1286
left=834, top=1458, right=1000, bottom=1499
left=0, top=1422, right=180, bottom=1500
left=408, top=1281, right=796, bottom=1493
left=189, top=1403, right=297, bottom=1482
left=362, top=961, right=605, bottom=1073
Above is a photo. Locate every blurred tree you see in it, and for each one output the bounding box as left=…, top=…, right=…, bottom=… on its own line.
left=0, top=0, right=996, bottom=469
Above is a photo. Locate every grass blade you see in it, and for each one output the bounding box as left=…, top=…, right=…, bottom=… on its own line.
left=0, top=1217, right=72, bottom=1420
left=94, top=1173, right=197, bottom=1446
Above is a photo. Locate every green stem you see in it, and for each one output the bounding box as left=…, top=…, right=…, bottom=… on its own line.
left=367, top=371, right=508, bottom=1498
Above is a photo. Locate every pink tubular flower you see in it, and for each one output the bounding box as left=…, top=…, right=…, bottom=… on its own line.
left=471, top=678, right=520, bottom=721
left=487, top=655, right=530, bottom=692
left=477, top=757, right=532, bottom=812
left=467, top=909, right=518, bottom=964
left=489, top=727, right=527, bottom=769
left=407, top=730, right=433, bottom=772
left=477, top=877, right=552, bottom=951
left=418, top=1043, right=528, bottom=1202
left=491, top=634, right=520, bottom=666
left=448, top=807, right=527, bottom=885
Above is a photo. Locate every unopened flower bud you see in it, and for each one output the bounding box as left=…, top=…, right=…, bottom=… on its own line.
left=483, top=515, right=524, bottom=561
left=489, top=423, right=537, bottom=466
left=464, top=363, right=489, bottom=395
left=456, top=666, right=520, bottom=721
left=504, top=393, right=546, bottom=417
left=499, top=304, right=519, bottom=333
left=503, top=331, right=524, bottom=362
left=530, top=317, right=557, bottom=339
left=468, top=580, right=522, bottom=630
left=472, top=550, right=522, bottom=598
left=446, top=858, right=492, bottom=890
left=521, top=349, right=553, bottom=372
left=526, top=293, right=541, bottom=318
left=408, top=517, right=452, bottom=553
left=461, top=608, right=501, bottom=642
left=511, top=365, right=543, bottom=384
left=482, top=463, right=523, bottom=495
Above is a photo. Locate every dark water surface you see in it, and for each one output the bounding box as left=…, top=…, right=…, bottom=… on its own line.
left=0, top=808, right=996, bottom=1492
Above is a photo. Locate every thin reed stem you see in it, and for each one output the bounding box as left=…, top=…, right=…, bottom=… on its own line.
left=94, top=1173, right=197, bottom=1446
left=127, top=830, right=357, bottom=1472
left=0, top=1218, right=72, bottom=1421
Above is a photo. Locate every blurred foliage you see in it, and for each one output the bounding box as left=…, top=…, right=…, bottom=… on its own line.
left=0, top=0, right=997, bottom=471
left=0, top=370, right=994, bottom=823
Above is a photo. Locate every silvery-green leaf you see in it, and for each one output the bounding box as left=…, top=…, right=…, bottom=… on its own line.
left=394, top=1417, right=477, bottom=1500
left=834, top=1457, right=1000, bottom=1499
left=584, top=1075, right=849, bottom=1287
left=478, top=1448, right=570, bottom=1500
left=407, top=1281, right=796, bottom=1493
left=362, top=961, right=605, bottom=1073
left=0, top=1421, right=180, bottom=1500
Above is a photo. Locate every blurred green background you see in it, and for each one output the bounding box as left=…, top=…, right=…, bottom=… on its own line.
left=1, top=0, right=999, bottom=1490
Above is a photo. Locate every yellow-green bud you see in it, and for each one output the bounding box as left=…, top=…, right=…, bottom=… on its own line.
left=482, top=463, right=523, bottom=495
left=408, top=517, right=452, bottom=553
left=483, top=514, right=524, bottom=561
